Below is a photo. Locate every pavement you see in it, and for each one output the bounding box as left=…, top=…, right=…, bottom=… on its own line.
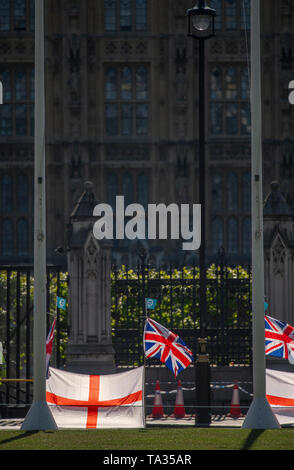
left=0, top=415, right=246, bottom=430
left=146, top=414, right=245, bottom=427
left=0, top=419, right=24, bottom=430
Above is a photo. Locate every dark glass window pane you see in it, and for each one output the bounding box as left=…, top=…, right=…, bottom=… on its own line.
left=121, top=103, right=133, bottom=136
left=227, top=172, right=238, bottom=211
left=121, top=67, right=132, bottom=100
left=241, top=68, right=249, bottom=100
left=1, top=175, right=13, bottom=212
left=104, top=0, right=117, bottom=32
left=30, top=0, right=35, bottom=32
left=138, top=173, right=148, bottom=208
left=210, top=0, right=222, bottom=30
left=242, top=172, right=251, bottom=212
left=211, top=173, right=223, bottom=212
left=225, top=0, right=236, bottom=31
left=1, top=219, right=13, bottom=256
left=15, top=70, right=27, bottom=100
left=0, top=70, right=12, bottom=101
left=136, top=0, right=147, bottom=31
left=211, top=217, right=224, bottom=253
left=105, top=68, right=117, bottom=100
left=0, top=0, right=10, bottom=31
left=17, top=174, right=29, bottom=213
left=210, top=67, right=222, bottom=99
left=0, top=104, right=12, bottom=136
left=228, top=216, right=238, bottom=254
left=14, top=0, right=26, bottom=31
left=136, top=103, right=148, bottom=135
left=30, top=68, right=35, bottom=101
left=225, top=103, right=238, bottom=134
left=106, top=104, right=118, bottom=136
left=17, top=218, right=29, bottom=256
left=123, top=173, right=133, bottom=206
left=107, top=173, right=118, bottom=209
left=242, top=217, right=251, bottom=255
left=15, top=104, right=27, bottom=136
left=240, top=103, right=251, bottom=135
left=136, top=66, right=148, bottom=100
left=210, top=103, right=223, bottom=134
left=120, top=0, right=132, bottom=31
left=241, top=0, right=250, bottom=30
left=31, top=103, right=34, bottom=137
left=225, top=66, right=237, bottom=99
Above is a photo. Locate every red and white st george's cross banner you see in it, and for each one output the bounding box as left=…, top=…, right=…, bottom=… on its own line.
left=266, top=368, right=294, bottom=425
left=46, top=366, right=144, bottom=429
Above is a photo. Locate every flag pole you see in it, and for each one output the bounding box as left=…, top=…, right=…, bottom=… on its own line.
left=242, top=0, right=280, bottom=429
left=143, top=310, right=147, bottom=428
left=21, top=0, right=57, bottom=430
left=141, top=253, right=147, bottom=428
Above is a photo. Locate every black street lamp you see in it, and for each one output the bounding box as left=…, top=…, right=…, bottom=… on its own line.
left=186, top=0, right=216, bottom=426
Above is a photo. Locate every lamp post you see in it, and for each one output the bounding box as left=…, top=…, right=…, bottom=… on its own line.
left=186, top=0, right=215, bottom=426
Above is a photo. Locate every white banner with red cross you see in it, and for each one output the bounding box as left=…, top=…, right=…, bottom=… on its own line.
left=266, top=368, right=294, bottom=425
left=46, top=366, right=144, bottom=429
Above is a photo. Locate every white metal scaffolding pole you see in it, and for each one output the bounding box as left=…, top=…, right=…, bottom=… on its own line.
left=241, top=0, right=280, bottom=429
left=21, top=0, right=57, bottom=431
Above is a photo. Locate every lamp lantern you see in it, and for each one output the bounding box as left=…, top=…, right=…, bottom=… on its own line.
left=187, top=0, right=215, bottom=38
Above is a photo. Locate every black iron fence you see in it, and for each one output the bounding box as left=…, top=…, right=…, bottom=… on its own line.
left=0, top=256, right=252, bottom=406
left=111, top=256, right=252, bottom=368
left=0, top=265, right=68, bottom=406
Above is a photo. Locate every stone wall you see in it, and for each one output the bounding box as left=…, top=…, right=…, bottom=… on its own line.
left=264, top=181, right=294, bottom=325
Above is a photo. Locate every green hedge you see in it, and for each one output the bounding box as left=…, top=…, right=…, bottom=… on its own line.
left=111, top=265, right=252, bottom=329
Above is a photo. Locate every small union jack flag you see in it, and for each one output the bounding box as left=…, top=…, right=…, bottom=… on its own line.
left=46, top=318, right=56, bottom=379
left=143, top=317, right=193, bottom=377
left=265, top=315, right=294, bottom=364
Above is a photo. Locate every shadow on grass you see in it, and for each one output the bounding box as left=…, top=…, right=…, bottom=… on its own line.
left=0, top=430, right=39, bottom=447
left=242, top=429, right=265, bottom=450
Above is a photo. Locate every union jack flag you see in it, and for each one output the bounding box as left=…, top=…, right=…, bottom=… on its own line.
left=46, top=318, right=56, bottom=379
left=265, top=315, right=294, bottom=364
left=143, top=317, right=193, bottom=377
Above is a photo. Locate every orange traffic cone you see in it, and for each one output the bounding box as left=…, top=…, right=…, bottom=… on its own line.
left=227, top=383, right=243, bottom=418
left=171, top=380, right=187, bottom=419
left=150, top=380, right=165, bottom=419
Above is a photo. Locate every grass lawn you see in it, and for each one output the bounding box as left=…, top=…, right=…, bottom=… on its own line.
left=0, top=427, right=294, bottom=450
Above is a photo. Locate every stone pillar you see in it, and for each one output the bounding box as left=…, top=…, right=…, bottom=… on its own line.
left=66, top=181, right=116, bottom=374
left=264, top=181, right=294, bottom=325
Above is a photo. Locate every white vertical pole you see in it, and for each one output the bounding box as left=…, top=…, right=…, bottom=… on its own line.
left=21, top=0, right=57, bottom=431
left=242, top=0, right=280, bottom=429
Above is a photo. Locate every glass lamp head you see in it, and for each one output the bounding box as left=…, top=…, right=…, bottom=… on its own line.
left=186, top=1, right=216, bottom=39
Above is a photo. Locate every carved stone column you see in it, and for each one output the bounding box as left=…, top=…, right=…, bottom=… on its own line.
left=66, top=181, right=116, bottom=374
left=264, top=181, right=294, bottom=325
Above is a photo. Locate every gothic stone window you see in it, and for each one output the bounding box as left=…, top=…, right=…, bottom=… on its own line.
left=0, top=172, right=33, bottom=260
left=0, top=0, right=35, bottom=32
left=106, top=171, right=149, bottom=246
left=0, top=67, right=34, bottom=137
left=209, top=0, right=250, bottom=31
left=210, top=65, right=250, bottom=136
left=104, top=0, right=147, bottom=33
left=211, top=170, right=251, bottom=258
left=105, top=65, right=149, bottom=137
left=106, top=171, right=149, bottom=210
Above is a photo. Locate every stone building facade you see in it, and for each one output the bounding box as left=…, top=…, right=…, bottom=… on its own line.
left=0, top=0, right=293, bottom=268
